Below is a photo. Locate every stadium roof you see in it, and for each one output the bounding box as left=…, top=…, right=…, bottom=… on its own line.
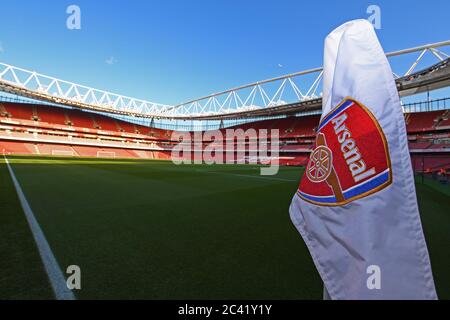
left=0, top=40, right=449, bottom=120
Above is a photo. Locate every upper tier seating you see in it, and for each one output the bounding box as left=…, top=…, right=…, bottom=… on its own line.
left=34, top=105, right=69, bottom=125
left=436, top=110, right=450, bottom=128
left=66, top=109, right=95, bottom=128
left=94, top=114, right=120, bottom=131
left=117, top=121, right=139, bottom=134
left=0, top=102, right=176, bottom=140
left=1, top=102, right=34, bottom=120
left=0, top=103, right=11, bottom=117
left=224, top=115, right=319, bottom=139
left=1, top=102, right=450, bottom=146
left=406, top=111, right=443, bottom=133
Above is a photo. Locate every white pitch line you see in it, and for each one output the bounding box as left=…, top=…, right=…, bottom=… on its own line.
left=3, top=156, right=75, bottom=300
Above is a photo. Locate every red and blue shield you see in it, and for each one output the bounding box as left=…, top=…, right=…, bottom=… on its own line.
left=297, top=97, right=392, bottom=206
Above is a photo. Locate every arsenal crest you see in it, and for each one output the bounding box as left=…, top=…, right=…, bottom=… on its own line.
left=297, top=98, right=392, bottom=206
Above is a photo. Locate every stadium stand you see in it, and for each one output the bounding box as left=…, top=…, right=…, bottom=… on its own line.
left=66, top=109, right=95, bottom=128
left=436, top=110, right=450, bottom=129
left=406, top=110, right=443, bottom=133
left=118, top=121, right=140, bottom=134
left=1, top=102, right=34, bottom=120
left=94, top=114, right=119, bottom=132
left=408, top=141, right=433, bottom=149
left=0, top=102, right=449, bottom=174
left=34, top=105, right=67, bottom=125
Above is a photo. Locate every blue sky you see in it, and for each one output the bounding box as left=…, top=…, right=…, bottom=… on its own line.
left=0, top=0, right=449, bottom=105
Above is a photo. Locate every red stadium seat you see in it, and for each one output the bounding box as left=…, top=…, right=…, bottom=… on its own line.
left=406, top=111, right=443, bottom=133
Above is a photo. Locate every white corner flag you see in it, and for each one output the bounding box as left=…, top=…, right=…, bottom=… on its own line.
left=289, top=19, right=437, bottom=300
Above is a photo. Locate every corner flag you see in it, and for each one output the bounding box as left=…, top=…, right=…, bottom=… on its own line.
left=289, top=19, right=437, bottom=299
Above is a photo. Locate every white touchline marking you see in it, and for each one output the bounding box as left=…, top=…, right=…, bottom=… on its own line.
left=3, top=156, right=75, bottom=300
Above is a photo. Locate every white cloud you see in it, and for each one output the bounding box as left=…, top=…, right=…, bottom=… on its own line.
left=278, top=63, right=283, bottom=68
left=105, top=56, right=117, bottom=65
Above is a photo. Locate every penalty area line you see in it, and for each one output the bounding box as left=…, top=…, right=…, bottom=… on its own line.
left=3, top=156, right=75, bottom=300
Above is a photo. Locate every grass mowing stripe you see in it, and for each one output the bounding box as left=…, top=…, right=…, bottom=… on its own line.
left=201, top=170, right=298, bottom=182
left=4, top=156, right=75, bottom=300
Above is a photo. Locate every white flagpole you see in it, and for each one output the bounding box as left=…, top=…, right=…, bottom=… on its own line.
left=323, top=285, right=331, bottom=300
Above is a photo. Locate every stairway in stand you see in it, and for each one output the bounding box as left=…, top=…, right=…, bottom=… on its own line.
left=31, top=106, right=41, bottom=121
left=92, top=116, right=101, bottom=129
left=64, top=112, right=73, bottom=126
left=0, top=104, right=11, bottom=117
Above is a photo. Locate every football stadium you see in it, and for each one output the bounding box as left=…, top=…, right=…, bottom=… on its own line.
left=0, top=2, right=449, bottom=302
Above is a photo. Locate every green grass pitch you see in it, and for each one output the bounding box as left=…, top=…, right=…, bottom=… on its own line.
left=0, top=156, right=449, bottom=299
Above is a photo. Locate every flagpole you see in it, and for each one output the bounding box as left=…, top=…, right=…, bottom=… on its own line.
left=323, top=285, right=330, bottom=300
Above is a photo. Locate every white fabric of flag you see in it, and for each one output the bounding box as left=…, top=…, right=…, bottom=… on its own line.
left=289, top=19, right=437, bottom=300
